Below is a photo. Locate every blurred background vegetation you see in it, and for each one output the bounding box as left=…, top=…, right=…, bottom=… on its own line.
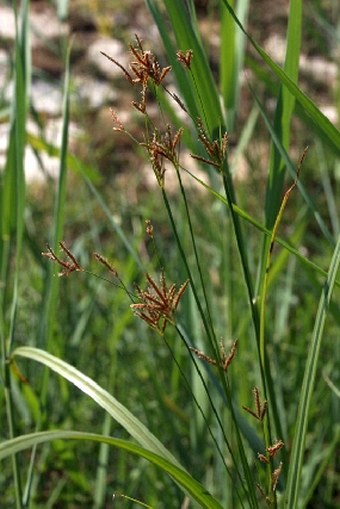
left=0, top=0, right=339, bottom=508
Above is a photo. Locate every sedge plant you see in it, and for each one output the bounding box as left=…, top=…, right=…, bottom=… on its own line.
left=1, top=1, right=339, bottom=508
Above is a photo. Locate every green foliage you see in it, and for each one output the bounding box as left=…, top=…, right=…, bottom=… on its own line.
left=0, top=1, right=339, bottom=508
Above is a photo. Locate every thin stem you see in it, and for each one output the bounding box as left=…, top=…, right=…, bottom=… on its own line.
left=173, top=326, right=249, bottom=508
left=174, top=163, right=219, bottom=352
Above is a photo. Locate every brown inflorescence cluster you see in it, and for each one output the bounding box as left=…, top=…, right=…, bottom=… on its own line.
left=130, top=272, right=189, bottom=334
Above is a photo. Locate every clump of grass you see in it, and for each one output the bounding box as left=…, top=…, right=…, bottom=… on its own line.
left=1, top=2, right=339, bottom=508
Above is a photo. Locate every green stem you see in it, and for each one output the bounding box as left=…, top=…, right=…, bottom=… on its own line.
left=173, top=326, right=248, bottom=508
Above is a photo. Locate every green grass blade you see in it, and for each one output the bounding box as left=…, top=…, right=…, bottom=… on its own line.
left=251, top=87, right=334, bottom=245
left=145, top=0, right=200, bottom=121
left=20, top=38, right=73, bottom=509
left=146, top=0, right=224, bottom=135
left=93, top=414, right=112, bottom=509
left=12, top=346, right=181, bottom=467
left=265, top=0, right=303, bottom=228
left=281, top=0, right=302, bottom=117
left=284, top=234, right=340, bottom=508
left=38, top=41, right=72, bottom=351
left=221, top=0, right=340, bottom=154
left=1, top=0, right=30, bottom=304
left=0, top=431, right=223, bottom=509
left=2, top=11, right=27, bottom=344
left=220, top=0, right=236, bottom=124
left=301, top=426, right=340, bottom=508
left=181, top=168, right=340, bottom=286
left=52, top=45, right=71, bottom=254
left=0, top=2, right=30, bottom=506
left=220, top=0, right=249, bottom=129
left=316, top=141, right=340, bottom=237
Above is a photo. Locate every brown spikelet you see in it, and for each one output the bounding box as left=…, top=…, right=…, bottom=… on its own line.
left=257, top=453, right=270, bottom=464
left=253, top=387, right=261, bottom=418
left=189, top=347, right=218, bottom=366
left=131, top=272, right=189, bottom=334
left=176, top=49, right=193, bottom=69
left=145, top=219, right=154, bottom=239
left=101, top=51, right=134, bottom=84
left=190, top=339, right=237, bottom=372
left=242, top=386, right=267, bottom=421
left=260, top=400, right=268, bottom=421
left=128, top=35, right=172, bottom=86
left=271, top=462, right=283, bottom=492
left=191, top=118, right=229, bottom=168
left=110, top=108, right=125, bottom=132
left=143, top=126, right=184, bottom=187
left=103, top=35, right=173, bottom=116
left=266, top=440, right=284, bottom=458
left=93, top=253, right=118, bottom=277
left=190, top=154, right=220, bottom=168
left=221, top=339, right=238, bottom=370
left=42, top=242, right=83, bottom=277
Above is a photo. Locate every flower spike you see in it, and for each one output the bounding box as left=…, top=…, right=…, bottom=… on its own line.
left=131, top=272, right=189, bottom=334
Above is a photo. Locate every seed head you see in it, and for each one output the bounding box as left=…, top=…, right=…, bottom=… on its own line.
left=131, top=272, right=189, bottom=334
